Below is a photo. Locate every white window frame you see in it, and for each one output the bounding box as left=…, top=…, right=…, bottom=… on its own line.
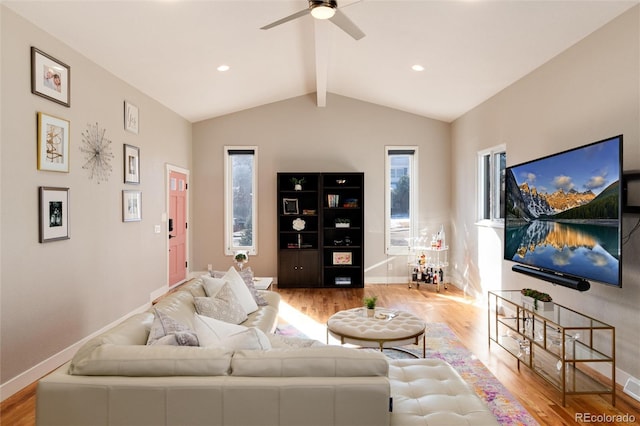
left=224, top=146, right=258, bottom=255
left=385, top=146, right=419, bottom=255
left=477, top=144, right=506, bottom=226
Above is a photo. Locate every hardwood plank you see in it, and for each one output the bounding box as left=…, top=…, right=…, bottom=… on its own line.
left=2, top=283, right=639, bottom=426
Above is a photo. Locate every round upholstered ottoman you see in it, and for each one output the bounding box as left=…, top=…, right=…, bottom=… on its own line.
left=327, top=307, right=426, bottom=357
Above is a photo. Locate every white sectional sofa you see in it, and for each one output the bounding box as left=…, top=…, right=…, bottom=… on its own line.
left=36, top=276, right=391, bottom=426
left=36, top=272, right=498, bottom=426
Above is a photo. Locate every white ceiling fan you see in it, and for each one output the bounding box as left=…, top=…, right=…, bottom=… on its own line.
left=261, top=0, right=365, bottom=41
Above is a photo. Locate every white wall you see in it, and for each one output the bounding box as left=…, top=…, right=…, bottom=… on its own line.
left=0, top=7, right=192, bottom=398
left=451, top=6, right=640, bottom=382
left=192, top=93, right=451, bottom=283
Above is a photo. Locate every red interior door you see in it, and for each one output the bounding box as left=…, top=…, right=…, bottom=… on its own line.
left=169, top=171, right=187, bottom=285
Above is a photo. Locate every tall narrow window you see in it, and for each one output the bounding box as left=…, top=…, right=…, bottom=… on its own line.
left=224, top=147, right=257, bottom=255
left=385, top=147, right=418, bottom=254
left=477, top=146, right=506, bottom=223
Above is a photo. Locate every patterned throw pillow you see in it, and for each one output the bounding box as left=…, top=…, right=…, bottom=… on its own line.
left=212, top=267, right=268, bottom=307
left=195, top=283, right=248, bottom=325
left=238, top=268, right=269, bottom=306
left=147, top=309, right=199, bottom=346
left=211, top=267, right=259, bottom=314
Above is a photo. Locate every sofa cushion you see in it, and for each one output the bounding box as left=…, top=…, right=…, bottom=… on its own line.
left=68, top=344, right=233, bottom=376
left=150, top=290, right=197, bottom=330
left=242, top=290, right=280, bottom=333
left=147, top=309, right=199, bottom=346
left=195, top=282, right=247, bottom=324
left=231, top=346, right=389, bottom=377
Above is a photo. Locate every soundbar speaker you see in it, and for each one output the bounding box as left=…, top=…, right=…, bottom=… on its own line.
left=512, top=265, right=590, bottom=292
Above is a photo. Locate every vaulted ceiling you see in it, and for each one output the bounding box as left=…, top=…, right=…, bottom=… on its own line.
left=5, top=0, right=638, bottom=123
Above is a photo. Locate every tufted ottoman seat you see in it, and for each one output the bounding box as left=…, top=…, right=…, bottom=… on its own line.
left=327, top=308, right=426, bottom=356
left=389, top=358, right=499, bottom=426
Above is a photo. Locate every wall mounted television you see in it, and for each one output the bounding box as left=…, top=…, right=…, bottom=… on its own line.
left=504, top=135, right=622, bottom=288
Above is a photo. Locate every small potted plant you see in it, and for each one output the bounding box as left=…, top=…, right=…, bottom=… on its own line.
left=290, top=177, right=306, bottom=191
left=363, top=295, right=378, bottom=317
left=234, top=251, right=248, bottom=270
left=520, top=288, right=553, bottom=311
left=335, top=218, right=350, bottom=228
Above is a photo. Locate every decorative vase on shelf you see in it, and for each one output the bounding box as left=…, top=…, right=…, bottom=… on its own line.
left=290, top=177, right=305, bottom=191
left=234, top=251, right=248, bottom=271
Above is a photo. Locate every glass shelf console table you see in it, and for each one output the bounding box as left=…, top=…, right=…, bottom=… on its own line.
left=488, top=290, right=615, bottom=406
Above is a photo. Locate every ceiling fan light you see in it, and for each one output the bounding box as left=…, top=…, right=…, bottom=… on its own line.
left=311, top=5, right=336, bottom=20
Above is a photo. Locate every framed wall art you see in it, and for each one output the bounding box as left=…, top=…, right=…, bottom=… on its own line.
left=124, top=101, right=139, bottom=134
left=39, top=187, right=69, bottom=243
left=31, top=47, right=70, bottom=107
left=37, top=112, right=70, bottom=172
left=283, top=198, right=299, bottom=215
left=332, top=252, right=353, bottom=265
left=122, top=190, right=142, bottom=222
left=123, top=144, right=140, bottom=184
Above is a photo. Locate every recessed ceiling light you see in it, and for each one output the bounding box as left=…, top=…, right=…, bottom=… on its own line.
left=412, top=64, right=425, bottom=72
left=217, top=65, right=230, bottom=72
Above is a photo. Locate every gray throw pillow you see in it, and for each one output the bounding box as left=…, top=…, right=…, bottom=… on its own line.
left=195, top=282, right=248, bottom=325
left=147, top=308, right=199, bottom=346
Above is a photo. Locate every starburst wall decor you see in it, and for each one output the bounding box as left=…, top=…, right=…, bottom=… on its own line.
left=80, top=122, right=114, bottom=183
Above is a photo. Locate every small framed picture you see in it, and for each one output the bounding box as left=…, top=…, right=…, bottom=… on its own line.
left=124, top=101, right=139, bottom=134
left=31, top=47, right=70, bottom=107
left=37, top=112, right=70, bottom=172
left=122, top=190, right=142, bottom=222
left=333, top=252, right=353, bottom=265
left=123, top=144, right=140, bottom=184
left=283, top=198, right=299, bottom=215
left=39, top=187, right=69, bottom=243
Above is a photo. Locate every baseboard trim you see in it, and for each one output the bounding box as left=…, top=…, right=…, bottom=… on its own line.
left=0, top=301, right=151, bottom=402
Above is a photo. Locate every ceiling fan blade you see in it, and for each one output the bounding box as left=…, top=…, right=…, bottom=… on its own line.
left=329, top=8, right=365, bottom=40
left=261, top=8, right=311, bottom=30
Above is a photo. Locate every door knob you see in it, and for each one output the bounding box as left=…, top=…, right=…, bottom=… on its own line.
left=169, top=234, right=176, bottom=239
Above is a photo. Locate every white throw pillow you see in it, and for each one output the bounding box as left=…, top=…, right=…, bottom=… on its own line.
left=194, top=313, right=248, bottom=347
left=201, top=275, right=226, bottom=297
left=222, top=266, right=259, bottom=314
left=220, top=328, right=272, bottom=351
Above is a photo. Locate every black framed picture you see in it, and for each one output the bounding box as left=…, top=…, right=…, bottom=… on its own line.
left=283, top=198, right=299, bottom=215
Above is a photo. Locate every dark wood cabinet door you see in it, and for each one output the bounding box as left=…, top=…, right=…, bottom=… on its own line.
left=278, top=250, right=298, bottom=288
left=278, top=250, right=319, bottom=288
left=298, top=250, right=320, bottom=287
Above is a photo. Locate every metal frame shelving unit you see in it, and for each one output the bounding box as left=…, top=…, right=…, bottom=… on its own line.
left=488, top=290, right=615, bottom=406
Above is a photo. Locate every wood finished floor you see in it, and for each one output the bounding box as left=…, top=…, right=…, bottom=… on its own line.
left=2, top=283, right=639, bottom=426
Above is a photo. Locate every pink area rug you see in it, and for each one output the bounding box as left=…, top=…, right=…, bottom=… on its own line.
left=277, top=322, right=539, bottom=426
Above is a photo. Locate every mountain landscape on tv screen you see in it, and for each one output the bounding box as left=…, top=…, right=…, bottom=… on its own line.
left=504, top=137, right=621, bottom=286
left=506, top=170, right=619, bottom=221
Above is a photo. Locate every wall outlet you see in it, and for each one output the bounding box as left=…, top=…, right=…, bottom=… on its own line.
left=388, top=263, right=393, bottom=270
left=154, top=225, right=161, bottom=234
left=207, top=264, right=212, bottom=272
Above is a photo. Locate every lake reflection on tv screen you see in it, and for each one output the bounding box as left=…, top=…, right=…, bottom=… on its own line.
left=505, top=220, right=619, bottom=285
